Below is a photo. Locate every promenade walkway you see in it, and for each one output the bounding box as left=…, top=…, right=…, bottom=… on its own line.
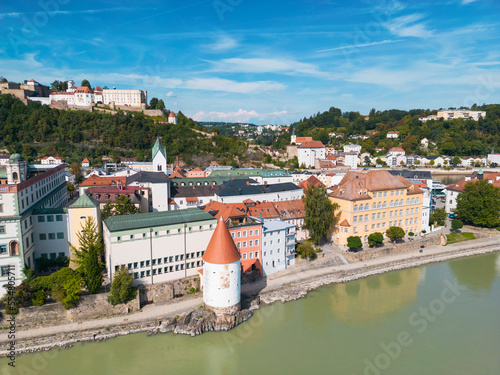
left=2, top=234, right=499, bottom=344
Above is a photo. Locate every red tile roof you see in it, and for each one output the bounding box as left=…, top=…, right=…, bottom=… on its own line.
left=202, top=218, right=241, bottom=264
left=186, top=197, right=198, bottom=202
left=298, top=141, right=325, bottom=148
left=169, top=112, right=177, bottom=117
left=298, top=175, right=324, bottom=189
left=294, top=136, right=313, bottom=144
left=82, top=158, right=90, bottom=163
left=79, top=175, right=127, bottom=187
left=75, top=86, right=93, bottom=94
left=340, top=219, right=350, bottom=227
left=389, top=147, right=405, bottom=152
left=273, top=199, right=305, bottom=219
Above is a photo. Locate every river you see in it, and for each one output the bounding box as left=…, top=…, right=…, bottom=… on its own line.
left=2, top=253, right=499, bottom=375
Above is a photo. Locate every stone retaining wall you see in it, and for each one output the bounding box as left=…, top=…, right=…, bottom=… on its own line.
left=139, top=276, right=200, bottom=306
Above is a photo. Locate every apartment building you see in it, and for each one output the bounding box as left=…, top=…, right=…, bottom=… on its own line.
left=329, top=170, right=424, bottom=247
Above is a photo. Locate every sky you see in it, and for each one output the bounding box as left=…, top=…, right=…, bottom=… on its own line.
left=1, top=0, right=500, bottom=125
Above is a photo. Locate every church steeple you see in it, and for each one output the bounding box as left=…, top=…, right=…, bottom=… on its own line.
left=152, top=137, right=167, bottom=173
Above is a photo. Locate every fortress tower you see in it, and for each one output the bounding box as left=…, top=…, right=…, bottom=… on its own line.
left=202, top=217, right=241, bottom=315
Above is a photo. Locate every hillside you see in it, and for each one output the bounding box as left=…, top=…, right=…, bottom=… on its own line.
left=0, top=94, right=249, bottom=167
left=287, top=105, right=500, bottom=156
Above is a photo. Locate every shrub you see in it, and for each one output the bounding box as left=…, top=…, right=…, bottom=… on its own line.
left=347, top=236, right=363, bottom=252
left=32, top=290, right=47, bottom=306
left=408, top=232, right=414, bottom=237
left=108, top=266, right=137, bottom=306
left=367, top=232, right=384, bottom=247
left=296, top=243, right=317, bottom=260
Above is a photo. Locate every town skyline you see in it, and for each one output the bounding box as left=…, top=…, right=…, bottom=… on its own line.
left=1, top=0, right=500, bottom=124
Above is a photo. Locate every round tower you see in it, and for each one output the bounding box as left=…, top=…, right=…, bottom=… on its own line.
left=202, top=217, right=241, bottom=315
left=6, top=153, right=27, bottom=184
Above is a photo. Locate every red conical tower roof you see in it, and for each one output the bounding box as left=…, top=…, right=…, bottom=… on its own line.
left=203, top=217, right=241, bottom=264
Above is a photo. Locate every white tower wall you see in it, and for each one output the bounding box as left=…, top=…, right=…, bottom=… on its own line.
left=203, top=260, right=241, bottom=313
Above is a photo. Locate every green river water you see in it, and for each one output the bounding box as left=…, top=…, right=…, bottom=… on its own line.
left=2, top=253, right=500, bottom=375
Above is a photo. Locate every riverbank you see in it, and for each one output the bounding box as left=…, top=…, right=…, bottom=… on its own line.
left=1, top=235, right=499, bottom=357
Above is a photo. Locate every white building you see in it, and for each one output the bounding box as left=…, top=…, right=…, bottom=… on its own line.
left=201, top=217, right=241, bottom=314
left=216, top=181, right=303, bottom=204
left=343, top=144, right=362, bottom=154
left=487, top=152, right=500, bottom=165
left=437, top=110, right=486, bottom=121
left=387, top=131, right=399, bottom=139
left=344, top=152, right=359, bottom=170
left=386, top=147, right=406, bottom=167
left=49, top=91, right=75, bottom=105
left=41, top=156, right=64, bottom=165
left=74, top=86, right=94, bottom=106
left=103, top=89, right=147, bottom=107
left=151, top=137, right=167, bottom=173
left=298, top=141, right=326, bottom=168
left=421, top=138, right=429, bottom=148
left=168, top=112, right=178, bottom=124
left=103, top=208, right=217, bottom=286
left=260, top=220, right=296, bottom=276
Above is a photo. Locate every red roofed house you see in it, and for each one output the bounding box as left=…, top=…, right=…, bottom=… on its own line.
left=168, top=112, right=178, bottom=124
left=386, top=147, right=406, bottom=167
left=273, top=199, right=309, bottom=240
left=298, top=141, right=326, bottom=168
left=186, top=167, right=206, bottom=178
left=203, top=201, right=263, bottom=276
left=74, top=86, right=94, bottom=106
left=81, top=158, right=90, bottom=168
left=298, top=175, right=324, bottom=190
left=78, top=175, right=127, bottom=195
left=387, top=131, right=399, bottom=139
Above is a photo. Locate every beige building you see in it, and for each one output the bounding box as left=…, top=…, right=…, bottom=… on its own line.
left=329, top=170, right=424, bottom=247
left=436, top=110, right=486, bottom=121
left=103, top=89, right=147, bottom=108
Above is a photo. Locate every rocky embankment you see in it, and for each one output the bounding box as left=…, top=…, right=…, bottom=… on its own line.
left=149, top=308, right=253, bottom=337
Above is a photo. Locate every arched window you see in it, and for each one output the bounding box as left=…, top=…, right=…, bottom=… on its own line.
left=372, top=203, right=377, bottom=209
left=12, top=172, right=18, bottom=180
left=377, top=202, right=382, bottom=209
left=354, top=204, right=358, bottom=212
left=406, top=198, right=410, bottom=205
left=400, top=199, right=403, bottom=206
left=416, top=197, right=420, bottom=203
left=9, top=241, right=19, bottom=256
left=390, top=200, right=394, bottom=207
left=411, top=198, right=415, bottom=204
left=364, top=204, right=369, bottom=210
left=382, top=202, right=387, bottom=208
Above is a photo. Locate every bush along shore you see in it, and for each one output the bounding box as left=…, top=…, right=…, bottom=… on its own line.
left=1, top=237, right=499, bottom=358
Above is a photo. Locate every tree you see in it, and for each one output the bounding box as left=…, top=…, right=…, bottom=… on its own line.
left=303, top=184, right=340, bottom=244
left=347, top=236, right=362, bottom=252
left=452, top=156, right=461, bottom=166
left=296, top=242, right=317, bottom=260
left=451, top=219, right=463, bottom=231
left=101, top=195, right=139, bottom=220
left=455, top=180, right=500, bottom=227
left=368, top=232, right=384, bottom=247
left=430, top=208, right=447, bottom=227
left=385, top=226, right=405, bottom=242
left=363, top=156, right=371, bottom=166
left=70, top=217, right=103, bottom=294
left=69, top=163, right=83, bottom=183
left=81, top=79, right=91, bottom=88
left=108, top=266, right=137, bottom=306
left=67, top=182, right=75, bottom=197
left=156, top=99, right=165, bottom=110
left=149, top=97, right=158, bottom=109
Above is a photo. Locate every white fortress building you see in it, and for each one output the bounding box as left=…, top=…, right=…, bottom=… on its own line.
left=202, top=217, right=241, bottom=315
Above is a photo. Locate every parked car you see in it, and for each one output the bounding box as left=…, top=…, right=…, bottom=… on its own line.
left=449, top=213, right=455, bottom=219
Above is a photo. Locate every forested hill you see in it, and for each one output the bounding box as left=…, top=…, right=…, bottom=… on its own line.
left=282, top=105, right=500, bottom=156
left=0, top=94, right=247, bottom=166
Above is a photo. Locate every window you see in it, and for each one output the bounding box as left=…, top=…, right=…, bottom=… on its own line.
left=243, top=241, right=247, bottom=248
left=416, top=208, right=419, bottom=214
left=0, top=245, right=6, bottom=254
left=249, top=252, right=253, bottom=259
left=38, top=216, right=45, bottom=222
left=1, top=266, right=11, bottom=276
left=242, top=253, right=247, bottom=260
left=391, top=191, right=394, bottom=196
left=0, top=226, right=4, bottom=234
left=134, top=262, right=138, bottom=268
left=354, top=204, right=358, bottom=212
left=50, top=253, right=57, bottom=260
left=384, top=191, right=387, bottom=197
left=39, top=233, right=47, bottom=240
left=56, top=215, right=63, bottom=222
left=237, top=231, right=241, bottom=238
left=372, top=214, right=375, bottom=220
left=231, top=233, right=235, bottom=238
left=243, top=231, right=247, bottom=237
left=140, top=261, right=145, bottom=268
left=47, top=215, right=54, bottom=222
left=249, top=230, right=253, bottom=236
left=255, top=239, right=259, bottom=246
left=249, top=240, right=253, bottom=247
left=237, top=242, right=241, bottom=248
left=57, top=232, right=64, bottom=239
left=364, top=214, right=368, bottom=221
left=390, top=200, right=394, bottom=207
left=255, top=229, right=259, bottom=236
left=117, top=236, right=121, bottom=242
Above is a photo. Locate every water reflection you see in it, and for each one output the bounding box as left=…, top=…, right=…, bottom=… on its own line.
left=330, top=268, right=420, bottom=324
left=449, top=253, right=499, bottom=291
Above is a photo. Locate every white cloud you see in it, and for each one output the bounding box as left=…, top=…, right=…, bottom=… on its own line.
left=0, top=12, right=21, bottom=19
left=192, top=109, right=289, bottom=123
left=166, top=91, right=176, bottom=97
left=385, top=14, right=433, bottom=38
left=203, top=35, right=238, bottom=52
left=462, top=0, right=478, bottom=4
left=182, top=77, right=285, bottom=93
left=207, top=57, right=331, bottom=78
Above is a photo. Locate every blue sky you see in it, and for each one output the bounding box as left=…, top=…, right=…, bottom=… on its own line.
left=1, top=0, right=500, bottom=124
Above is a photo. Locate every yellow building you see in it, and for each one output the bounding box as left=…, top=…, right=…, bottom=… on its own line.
left=329, top=170, right=423, bottom=246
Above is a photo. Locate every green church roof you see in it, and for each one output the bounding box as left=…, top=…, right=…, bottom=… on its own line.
left=70, top=194, right=100, bottom=208
left=105, top=208, right=216, bottom=233
left=152, top=137, right=167, bottom=160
